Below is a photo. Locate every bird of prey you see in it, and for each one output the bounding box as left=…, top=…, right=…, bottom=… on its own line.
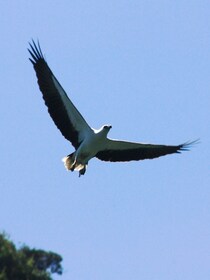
left=28, top=40, right=195, bottom=177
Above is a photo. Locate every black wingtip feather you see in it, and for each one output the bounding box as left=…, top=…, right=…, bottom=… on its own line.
left=28, top=39, right=45, bottom=64
left=179, top=139, right=200, bottom=152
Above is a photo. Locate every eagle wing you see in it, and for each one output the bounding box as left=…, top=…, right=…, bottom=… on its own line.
left=96, top=139, right=196, bottom=162
left=28, top=40, right=93, bottom=149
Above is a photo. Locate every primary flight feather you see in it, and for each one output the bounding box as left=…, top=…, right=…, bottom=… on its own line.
left=28, top=40, right=195, bottom=176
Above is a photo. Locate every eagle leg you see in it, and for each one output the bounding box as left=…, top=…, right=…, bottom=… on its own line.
left=79, top=166, right=86, bottom=177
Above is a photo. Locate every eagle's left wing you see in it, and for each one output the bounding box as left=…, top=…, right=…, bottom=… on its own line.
left=96, top=139, right=196, bottom=162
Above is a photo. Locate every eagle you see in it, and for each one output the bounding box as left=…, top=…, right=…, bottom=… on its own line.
left=28, top=40, right=196, bottom=176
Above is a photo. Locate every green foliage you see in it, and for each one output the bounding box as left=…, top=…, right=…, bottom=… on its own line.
left=0, top=233, right=63, bottom=280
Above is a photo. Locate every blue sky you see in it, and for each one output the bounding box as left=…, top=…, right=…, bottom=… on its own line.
left=1, top=1, right=209, bottom=279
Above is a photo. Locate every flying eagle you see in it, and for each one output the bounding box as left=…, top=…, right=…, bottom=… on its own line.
left=28, top=40, right=195, bottom=176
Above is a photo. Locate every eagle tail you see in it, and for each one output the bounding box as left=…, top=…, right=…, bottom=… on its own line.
left=62, top=153, right=87, bottom=176
left=62, top=153, right=76, bottom=171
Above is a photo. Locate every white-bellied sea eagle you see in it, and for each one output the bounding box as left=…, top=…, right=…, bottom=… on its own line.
left=28, top=40, right=196, bottom=177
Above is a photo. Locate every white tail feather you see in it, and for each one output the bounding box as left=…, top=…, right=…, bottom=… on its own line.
left=62, top=154, right=87, bottom=176
left=62, top=154, right=75, bottom=170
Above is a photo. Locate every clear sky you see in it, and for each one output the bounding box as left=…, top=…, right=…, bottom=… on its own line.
left=1, top=1, right=209, bottom=279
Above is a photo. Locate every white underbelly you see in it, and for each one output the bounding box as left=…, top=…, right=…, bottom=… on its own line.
left=76, top=136, right=106, bottom=162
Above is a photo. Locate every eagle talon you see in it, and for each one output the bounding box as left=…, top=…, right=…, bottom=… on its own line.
left=79, top=167, right=86, bottom=177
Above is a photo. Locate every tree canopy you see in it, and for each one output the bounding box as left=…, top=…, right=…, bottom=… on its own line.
left=0, top=233, right=63, bottom=280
